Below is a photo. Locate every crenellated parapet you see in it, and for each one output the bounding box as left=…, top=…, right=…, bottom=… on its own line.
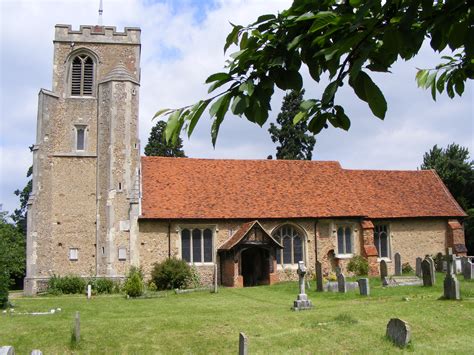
left=54, top=24, right=140, bottom=44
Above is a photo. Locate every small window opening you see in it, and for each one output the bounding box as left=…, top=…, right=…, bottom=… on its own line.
left=69, top=248, right=78, bottom=261
left=71, top=55, right=94, bottom=96
left=76, top=127, right=85, bottom=151
left=118, top=247, right=127, bottom=261
left=101, top=247, right=105, bottom=255
left=118, top=182, right=122, bottom=191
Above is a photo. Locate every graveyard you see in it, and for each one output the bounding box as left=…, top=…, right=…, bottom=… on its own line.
left=1, top=273, right=473, bottom=354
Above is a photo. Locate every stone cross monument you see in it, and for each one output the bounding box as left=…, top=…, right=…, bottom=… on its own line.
left=443, top=248, right=460, bottom=300
left=292, top=261, right=313, bottom=311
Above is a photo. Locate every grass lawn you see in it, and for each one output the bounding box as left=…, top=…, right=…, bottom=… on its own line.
left=1, top=274, right=473, bottom=354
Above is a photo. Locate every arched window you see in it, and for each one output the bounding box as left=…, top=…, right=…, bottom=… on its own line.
left=71, top=54, right=94, bottom=96
left=273, top=225, right=305, bottom=265
left=180, top=227, right=214, bottom=263
left=374, top=224, right=390, bottom=258
left=337, top=226, right=353, bottom=255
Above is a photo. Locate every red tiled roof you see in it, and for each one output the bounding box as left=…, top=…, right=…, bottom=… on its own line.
left=140, top=157, right=466, bottom=220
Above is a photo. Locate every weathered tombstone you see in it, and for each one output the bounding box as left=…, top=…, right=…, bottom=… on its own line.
left=316, top=261, right=323, bottom=292
left=74, top=311, right=81, bottom=342
left=337, top=273, right=346, bottom=293
left=394, top=253, right=402, bottom=276
left=443, top=273, right=461, bottom=300
left=421, top=259, right=434, bottom=286
left=30, top=351, right=42, bottom=355
left=445, top=248, right=456, bottom=274
left=357, top=278, right=370, bottom=296
left=415, top=257, right=422, bottom=277
left=0, top=346, right=15, bottom=355
left=463, top=258, right=473, bottom=280
left=239, top=332, right=248, bottom=355
left=426, top=256, right=436, bottom=284
left=213, top=263, right=218, bottom=293
left=380, top=260, right=388, bottom=280
left=87, top=284, right=91, bottom=300
left=386, top=318, right=411, bottom=348
left=292, top=261, right=313, bottom=311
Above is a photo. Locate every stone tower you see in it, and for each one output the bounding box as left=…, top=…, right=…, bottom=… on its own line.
left=25, top=25, right=141, bottom=295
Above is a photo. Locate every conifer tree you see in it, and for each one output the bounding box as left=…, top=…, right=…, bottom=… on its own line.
left=144, top=120, right=186, bottom=157
left=269, top=90, right=315, bottom=160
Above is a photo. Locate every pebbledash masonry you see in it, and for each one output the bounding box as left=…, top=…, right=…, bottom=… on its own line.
left=24, top=24, right=467, bottom=295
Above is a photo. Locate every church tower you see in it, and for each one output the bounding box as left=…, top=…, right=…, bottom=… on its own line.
left=25, top=25, right=141, bottom=295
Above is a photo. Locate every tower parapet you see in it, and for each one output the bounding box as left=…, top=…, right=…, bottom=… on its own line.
left=54, top=24, right=140, bottom=44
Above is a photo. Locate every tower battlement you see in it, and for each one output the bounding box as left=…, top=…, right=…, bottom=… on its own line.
left=54, top=24, right=140, bottom=44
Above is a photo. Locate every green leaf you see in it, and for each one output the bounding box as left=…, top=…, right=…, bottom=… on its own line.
left=165, top=109, right=182, bottom=143
left=273, top=69, right=303, bottom=91
left=300, top=99, right=316, bottom=111
left=207, top=76, right=233, bottom=93
left=239, top=81, right=254, bottom=96
left=308, top=113, right=330, bottom=134
left=293, top=111, right=307, bottom=125
left=187, top=100, right=210, bottom=138
left=287, top=34, right=304, bottom=51
left=211, top=93, right=231, bottom=146
left=350, top=71, right=387, bottom=119
left=224, top=24, right=243, bottom=53
left=240, top=32, right=248, bottom=50
left=254, top=14, right=276, bottom=24
left=322, top=81, right=338, bottom=105
left=231, top=95, right=249, bottom=115
left=153, top=108, right=172, bottom=119
left=334, top=105, right=351, bottom=130
left=416, top=70, right=429, bottom=88
left=425, top=72, right=436, bottom=90
left=308, top=12, right=337, bottom=33
left=430, top=73, right=437, bottom=101
left=296, top=12, right=316, bottom=22
left=205, top=72, right=231, bottom=84
left=454, top=79, right=464, bottom=96
left=436, top=71, right=447, bottom=93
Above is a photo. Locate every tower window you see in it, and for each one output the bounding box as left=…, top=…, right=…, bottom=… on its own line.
left=71, top=55, right=94, bottom=96
left=76, top=126, right=86, bottom=151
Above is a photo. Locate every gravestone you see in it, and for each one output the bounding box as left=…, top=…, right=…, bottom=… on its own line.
left=443, top=251, right=460, bottom=300
left=316, top=261, right=323, bottom=292
left=380, top=260, right=388, bottom=280
left=426, top=256, right=436, bottom=283
left=383, top=276, right=422, bottom=287
left=74, top=311, right=81, bottom=342
left=30, top=351, right=42, bottom=355
left=292, top=261, right=313, bottom=311
left=357, top=278, right=370, bottom=296
left=337, top=273, right=346, bottom=293
left=324, top=281, right=358, bottom=292
left=394, top=253, right=402, bottom=276
left=0, top=346, right=15, bottom=355
left=421, top=259, right=434, bottom=286
left=213, top=263, right=218, bottom=293
left=463, top=258, right=473, bottom=280
left=87, top=284, right=91, bottom=300
left=239, top=332, right=248, bottom=355
left=386, top=318, right=411, bottom=348
left=415, top=257, right=422, bottom=277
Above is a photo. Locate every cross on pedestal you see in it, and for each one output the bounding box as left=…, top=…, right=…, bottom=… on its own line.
left=297, top=261, right=307, bottom=296
left=292, top=261, right=312, bottom=311
left=445, top=248, right=456, bottom=275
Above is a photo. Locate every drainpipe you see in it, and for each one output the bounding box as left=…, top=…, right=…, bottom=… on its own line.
left=168, top=220, right=171, bottom=259
left=314, top=220, right=319, bottom=268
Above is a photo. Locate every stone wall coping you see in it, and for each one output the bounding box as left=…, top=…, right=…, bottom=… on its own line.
left=39, top=88, right=59, bottom=98
left=51, top=153, right=97, bottom=158
left=55, top=24, right=141, bottom=44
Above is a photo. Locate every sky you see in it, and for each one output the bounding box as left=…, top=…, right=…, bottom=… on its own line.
left=0, top=0, right=473, bottom=216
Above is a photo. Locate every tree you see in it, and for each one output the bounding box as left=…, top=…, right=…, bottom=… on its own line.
left=420, top=143, right=474, bottom=253
left=144, top=120, right=186, bottom=157
left=156, top=0, right=472, bottom=145
left=12, top=165, right=32, bottom=234
left=269, top=90, right=316, bottom=160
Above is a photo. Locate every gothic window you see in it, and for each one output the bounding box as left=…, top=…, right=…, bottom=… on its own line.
left=374, top=224, right=390, bottom=259
left=76, top=126, right=85, bottom=151
left=181, top=227, right=213, bottom=263
left=337, top=226, right=353, bottom=255
left=274, top=225, right=304, bottom=265
left=71, top=54, right=94, bottom=96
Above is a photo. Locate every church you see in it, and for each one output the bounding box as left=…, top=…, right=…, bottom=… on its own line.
left=24, top=24, right=467, bottom=295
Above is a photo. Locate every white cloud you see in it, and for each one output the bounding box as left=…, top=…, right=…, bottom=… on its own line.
left=0, top=0, right=472, bottom=214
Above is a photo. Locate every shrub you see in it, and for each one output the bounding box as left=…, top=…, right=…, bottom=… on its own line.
left=0, top=270, right=9, bottom=309
left=95, top=278, right=115, bottom=294
left=124, top=267, right=144, bottom=297
left=347, top=255, right=369, bottom=276
left=434, top=253, right=444, bottom=272
left=147, top=281, right=158, bottom=292
left=151, top=258, right=192, bottom=290
left=48, top=275, right=86, bottom=295
left=402, top=262, right=413, bottom=274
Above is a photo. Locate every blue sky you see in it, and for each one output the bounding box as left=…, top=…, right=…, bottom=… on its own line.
left=0, top=0, right=473, bottom=216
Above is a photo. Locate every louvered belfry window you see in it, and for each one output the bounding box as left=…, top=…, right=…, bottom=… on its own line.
left=71, top=55, right=94, bottom=96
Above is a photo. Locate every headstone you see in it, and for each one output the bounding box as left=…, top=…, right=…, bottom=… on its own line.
left=213, top=263, right=218, bottom=293
left=463, top=258, right=473, bottom=280
left=357, top=278, right=370, bottom=296
left=386, top=318, right=411, bottom=348
left=421, top=259, right=434, bottom=286
left=292, top=261, right=313, bottom=311
left=426, top=256, right=436, bottom=283
left=337, top=273, right=346, bottom=293
left=239, top=332, right=248, bottom=355
left=445, top=248, right=456, bottom=274
left=443, top=273, right=460, bottom=300
left=415, top=257, right=422, bottom=277
left=324, top=281, right=358, bottom=292
left=87, top=284, right=91, bottom=300
left=394, top=253, right=402, bottom=276
left=380, top=260, right=388, bottom=280
left=384, top=276, right=422, bottom=287
left=0, top=346, right=15, bottom=355
left=30, top=351, right=43, bottom=355
left=316, top=261, right=323, bottom=292
left=74, top=311, right=80, bottom=342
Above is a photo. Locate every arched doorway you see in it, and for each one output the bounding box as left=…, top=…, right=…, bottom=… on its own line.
left=241, top=247, right=270, bottom=287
